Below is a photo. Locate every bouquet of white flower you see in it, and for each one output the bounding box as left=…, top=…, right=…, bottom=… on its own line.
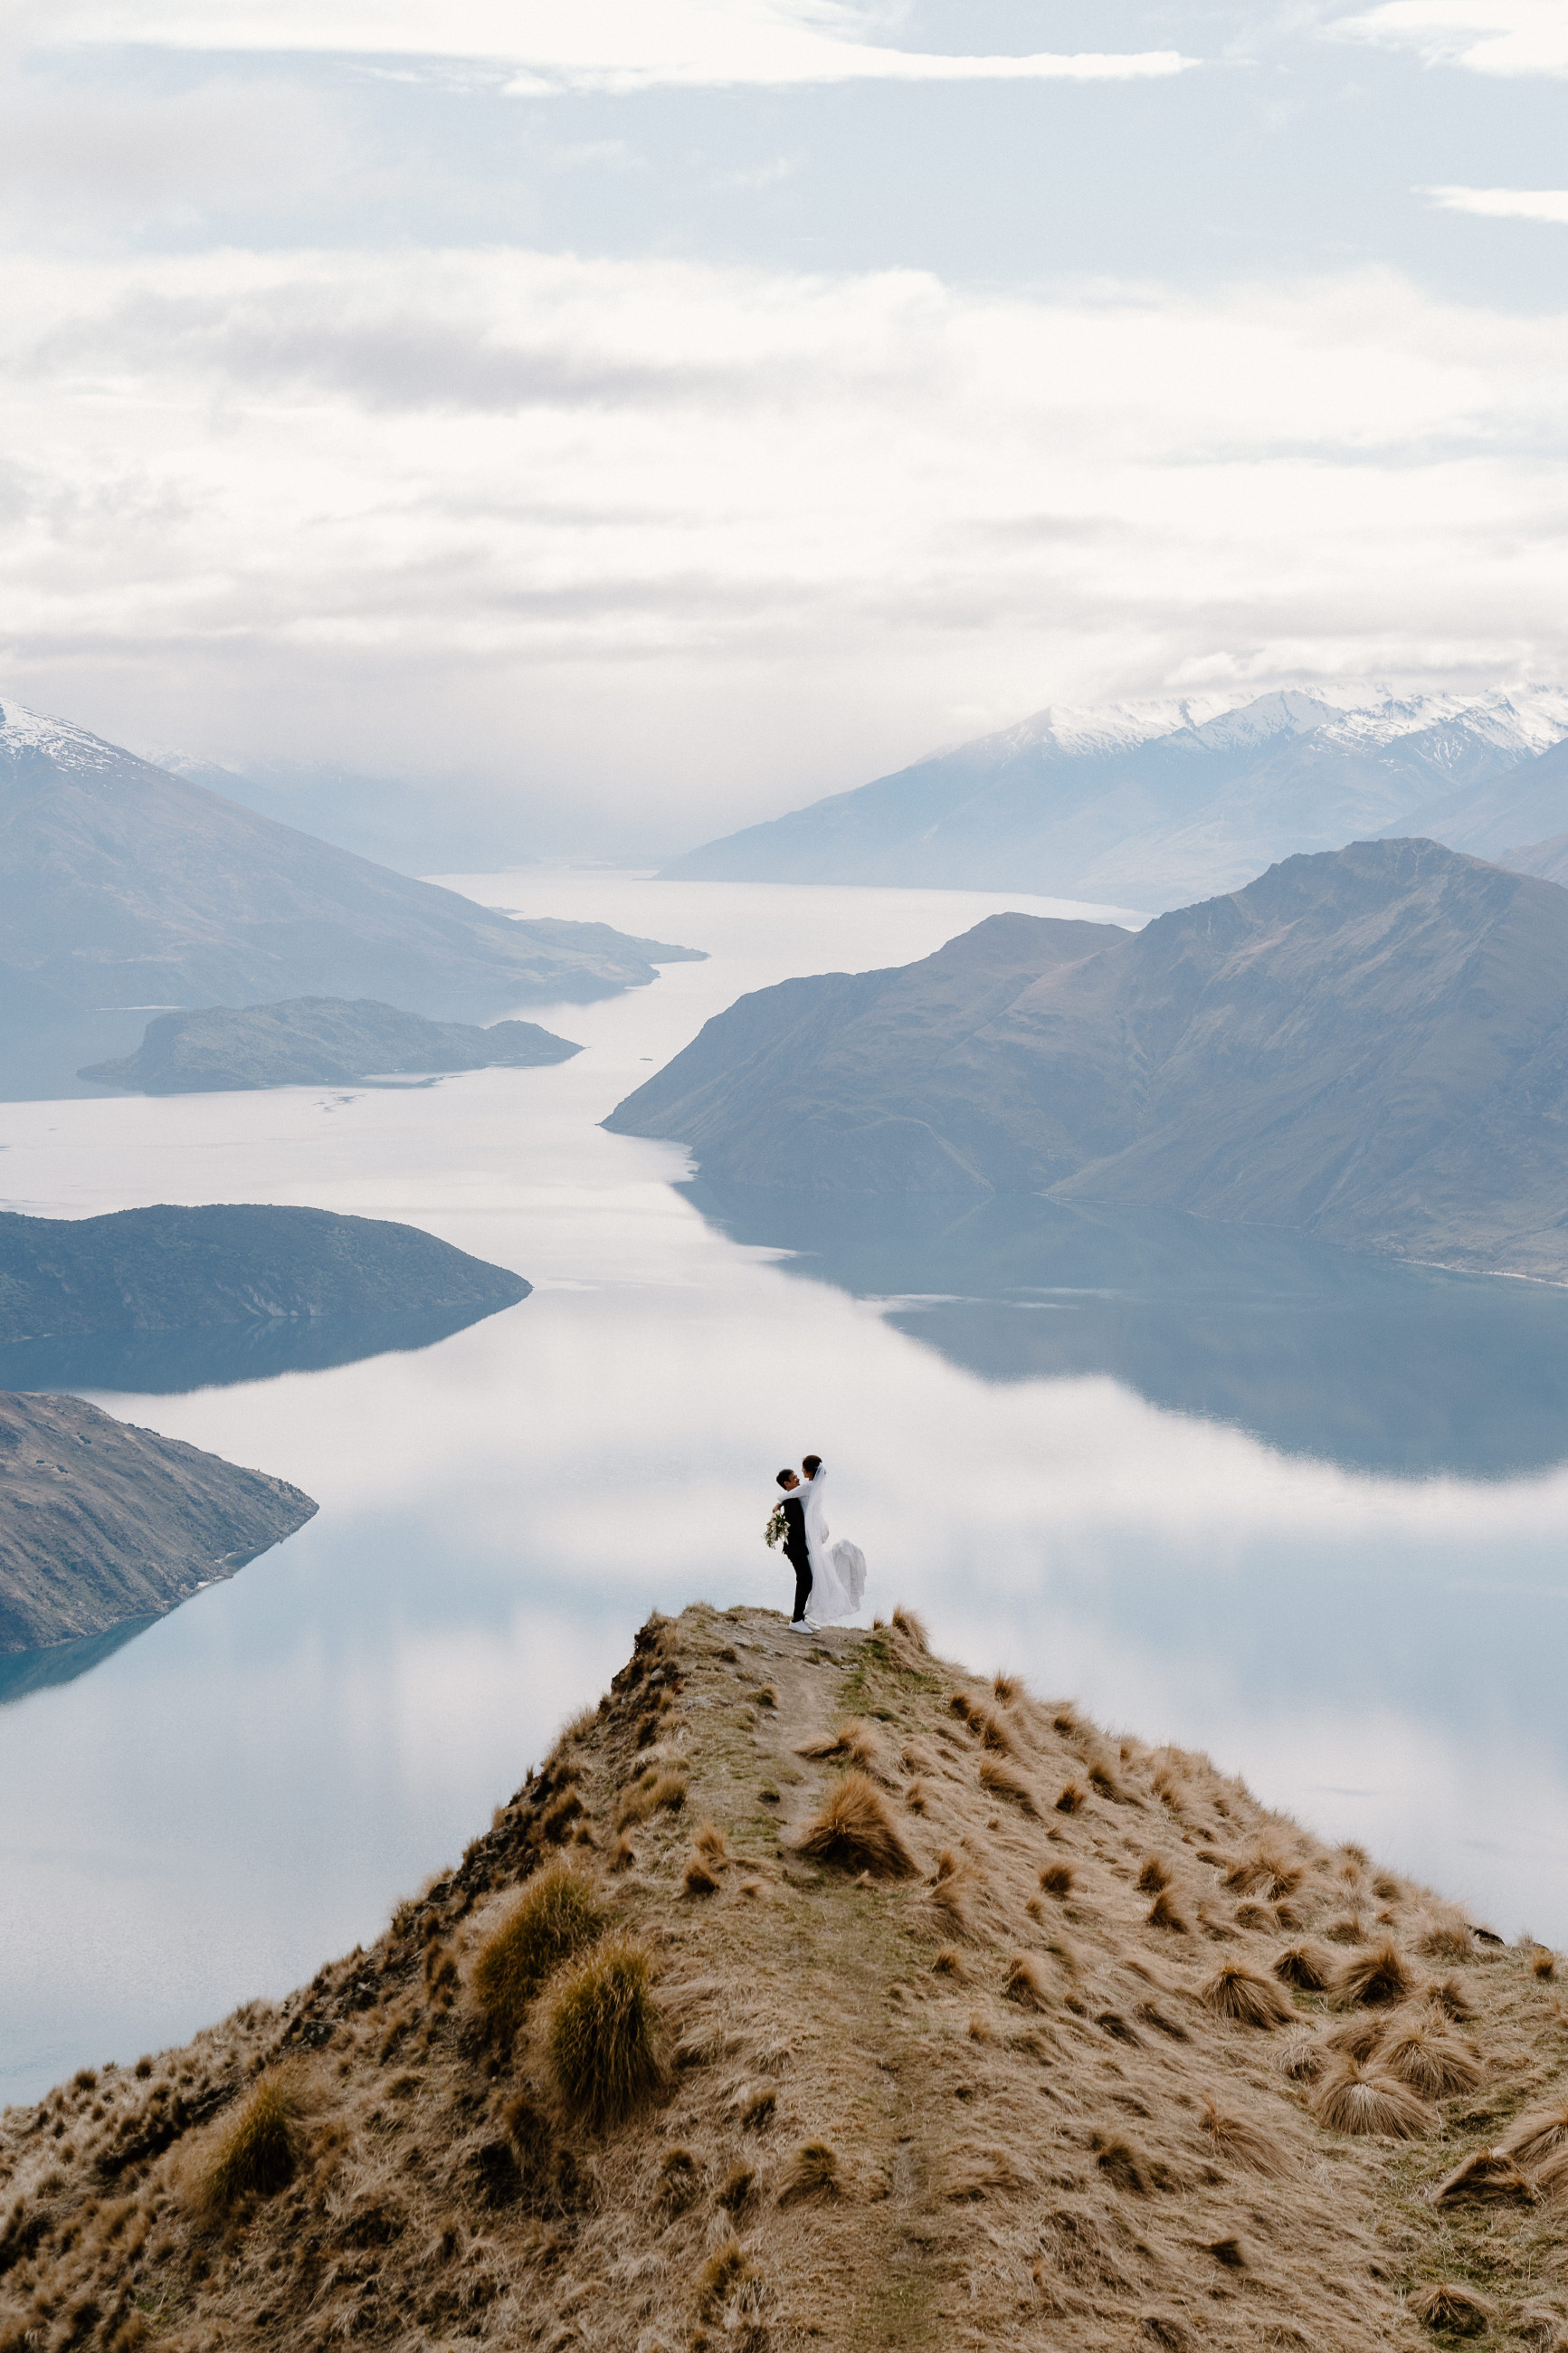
left=765, top=1503, right=788, bottom=1550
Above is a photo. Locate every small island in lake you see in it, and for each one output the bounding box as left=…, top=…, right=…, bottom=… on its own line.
left=0, top=1390, right=316, bottom=1654
left=81, top=996, right=582, bottom=1094
left=0, top=1203, right=529, bottom=1345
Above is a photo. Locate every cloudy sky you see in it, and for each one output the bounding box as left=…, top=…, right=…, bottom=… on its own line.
left=2, top=1, right=1566, bottom=857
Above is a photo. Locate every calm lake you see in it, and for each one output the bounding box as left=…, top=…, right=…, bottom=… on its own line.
left=3, top=871, right=1567, bottom=2104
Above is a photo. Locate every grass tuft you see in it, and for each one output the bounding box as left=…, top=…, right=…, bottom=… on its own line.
left=546, top=1935, right=662, bottom=2130
left=1378, top=2020, right=1481, bottom=2100
left=1200, top=2099, right=1293, bottom=2176
left=1200, top=1961, right=1293, bottom=2029
left=1408, top=2282, right=1494, bottom=2337
left=978, top=1756, right=1040, bottom=1816
left=716, top=2160, right=756, bottom=2215
left=1003, top=1955, right=1050, bottom=2011
left=1501, top=2101, right=1568, bottom=2167
left=1431, top=2148, right=1536, bottom=2206
left=891, top=1604, right=928, bottom=1648
left=1136, top=1855, right=1171, bottom=1893
left=683, top=1854, right=721, bottom=1898
left=1040, top=1862, right=1074, bottom=1898
left=697, top=2237, right=751, bottom=2319
left=776, top=2141, right=842, bottom=2207
left=1146, top=1889, right=1190, bottom=1934
left=185, top=2068, right=304, bottom=2220
left=1055, top=1781, right=1086, bottom=1815
left=1272, top=1941, right=1331, bottom=1991
left=472, top=1862, right=605, bottom=2029
left=1428, top=1974, right=1476, bottom=2024
left=1310, top=2061, right=1433, bottom=2139
left=1335, top=1938, right=1413, bottom=2008
left=654, top=2147, right=701, bottom=2215
left=795, top=1770, right=916, bottom=1879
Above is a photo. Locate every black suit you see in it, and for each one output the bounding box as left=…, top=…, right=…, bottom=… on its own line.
left=780, top=1492, right=812, bottom=1623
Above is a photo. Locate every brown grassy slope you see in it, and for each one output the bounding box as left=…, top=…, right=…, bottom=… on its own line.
left=4, top=1604, right=1568, bottom=2353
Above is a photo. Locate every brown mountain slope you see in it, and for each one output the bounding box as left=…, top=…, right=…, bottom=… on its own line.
left=4, top=1605, right=1567, bottom=2352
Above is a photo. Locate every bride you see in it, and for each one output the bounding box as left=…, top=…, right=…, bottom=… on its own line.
left=802, top=1454, right=867, bottom=1625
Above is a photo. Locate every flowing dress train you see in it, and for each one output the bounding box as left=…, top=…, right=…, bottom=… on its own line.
left=803, top=1462, right=867, bottom=1624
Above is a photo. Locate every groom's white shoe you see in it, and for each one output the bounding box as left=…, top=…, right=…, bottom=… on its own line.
left=787, top=1619, right=812, bottom=1634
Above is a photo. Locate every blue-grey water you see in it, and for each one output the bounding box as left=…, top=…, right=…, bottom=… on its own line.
left=2, top=871, right=1566, bottom=2106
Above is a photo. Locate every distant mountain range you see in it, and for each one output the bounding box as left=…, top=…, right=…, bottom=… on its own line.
left=0, top=700, right=702, bottom=1091
left=609, top=837, right=1568, bottom=1281
left=663, top=686, right=1568, bottom=909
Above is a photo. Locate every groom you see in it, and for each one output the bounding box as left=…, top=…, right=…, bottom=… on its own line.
left=775, top=1468, right=813, bottom=1632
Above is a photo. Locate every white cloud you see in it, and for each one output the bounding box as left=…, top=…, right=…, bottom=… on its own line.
left=4, top=241, right=1567, bottom=842
left=44, top=0, right=1193, bottom=89
left=1333, top=2, right=1568, bottom=76
left=1422, top=184, right=1568, bottom=223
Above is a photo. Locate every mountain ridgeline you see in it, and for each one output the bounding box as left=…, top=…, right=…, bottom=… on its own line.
left=0, top=700, right=702, bottom=1092
left=663, top=685, right=1568, bottom=910
left=4, top=1603, right=1563, bottom=2350
left=608, top=838, right=1568, bottom=1281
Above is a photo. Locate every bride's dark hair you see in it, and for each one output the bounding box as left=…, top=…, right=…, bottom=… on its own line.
left=802, top=1453, right=822, bottom=1477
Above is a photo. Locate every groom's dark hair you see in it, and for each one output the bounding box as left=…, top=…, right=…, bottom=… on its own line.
left=802, top=1453, right=822, bottom=1477
left=775, top=1469, right=795, bottom=1489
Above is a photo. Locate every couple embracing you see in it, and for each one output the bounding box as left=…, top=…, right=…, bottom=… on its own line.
left=771, top=1454, right=867, bottom=1633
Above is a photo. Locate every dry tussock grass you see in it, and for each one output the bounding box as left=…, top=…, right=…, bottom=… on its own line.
left=1201, top=1961, right=1293, bottom=2029
left=180, top=2066, right=306, bottom=2220
left=795, top=1768, right=916, bottom=1878
left=471, top=1860, right=604, bottom=2027
left=1378, top=2018, right=1482, bottom=2099
left=7, top=1601, right=1568, bottom=2353
left=1500, top=2099, right=1568, bottom=2167
left=1431, top=2147, right=1537, bottom=2205
left=1274, top=1941, right=1332, bottom=1990
left=1409, top=2281, right=1495, bottom=2335
left=1335, top=1937, right=1414, bottom=2008
left=546, top=1934, right=662, bottom=2129
left=1312, top=2061, right=1434, bottom=2139
left=977, top=1755, right=1040, bottom=1816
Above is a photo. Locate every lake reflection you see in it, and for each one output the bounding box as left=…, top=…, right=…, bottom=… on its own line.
left=0, top=870, right=1565, bottom=2104
left=683, top=1186, right=1568, bottom=1479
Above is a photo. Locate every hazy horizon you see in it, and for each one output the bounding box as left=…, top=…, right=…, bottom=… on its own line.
left=4, top=1, right=1566, bottom=861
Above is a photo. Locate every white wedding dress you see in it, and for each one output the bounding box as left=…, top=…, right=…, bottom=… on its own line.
left=803, top=1463, right=867, bottom=1624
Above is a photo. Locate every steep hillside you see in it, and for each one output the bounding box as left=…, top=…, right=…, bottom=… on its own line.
left=662, top=686, right=1568, bottom=909
left=0, top=1205, right=528, bottom=1345
left=0, top=701, right=702, bottom=1028
left=610, top=839, right=1568, bottom=1281
left=81, top=999, right=580, bottom=1095
left=4, top=1603, right=1566, bottom=2352
left=0, top=1391, right=315, bottom=1654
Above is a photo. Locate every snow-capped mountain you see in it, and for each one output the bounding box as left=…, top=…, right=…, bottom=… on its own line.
left=661, top=685, right=1568, bottom=910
